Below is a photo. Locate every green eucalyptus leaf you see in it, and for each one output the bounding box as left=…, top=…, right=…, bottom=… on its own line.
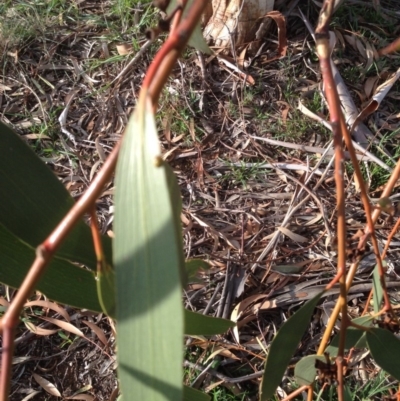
left=183, top=385, right=210, bottom=401
left=344, top=384, right=353, bottom=401
left=167, top=0, right=211, bottom=54
left=185, top=259, right=210, bottom=283
left=372, top=262, right=385, bottom=313
left=0, top=222, right=101, bottom=311
left=185, top=310, right=235, bottom=335
left=188, top=24, right=211, bottom=54
left=325, top=316, right=374, bottom=357
left=0, top=120, right=112, bottom=269
left=260, top=292, right=324, bottom=401
left=96, top=263, right=116, bottom=316
left=164, top=162, right=186, bottom=287
left=114, top=92, right=184, bottom=401
left=294, top=355, right=326, bottom=386
left=366, top=327, right=400, bottom=380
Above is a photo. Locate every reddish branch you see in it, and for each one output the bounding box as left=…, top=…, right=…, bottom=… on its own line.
left=314, top=1, right=347, bottom=400
left=312, top=1, right=400, bottom=400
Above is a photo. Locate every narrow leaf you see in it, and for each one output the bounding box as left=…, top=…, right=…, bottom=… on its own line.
left=24, top=322, right=58, bottom=336
left=183, top=385, right=210, bottom=401
left=24, top=300, right=71, bottom=322
left=0, top=223, right=102, bottom=312
left=21, top=390, right=41, bottom=401
left=40, top=316, right=84, bottom=337
left=372, top=262, right=384, bottom=313
left=114, top=92, right=184, bottom=401
left=185, top=310, right=235, bottom=335
left=294, top=355, right=326, bottom=386
left=96, top=263, right=116, bottom=316
left=164, top=162, right=186, bottom=286
left=344, top=384, right=353, bottom=401
left=81, top=320, right=108, bottom=347
left=167, top=0, right=211, bottom=54
left=33, top=373, right=61, bottom=397
left=65, top=396, right=94, bottom=401
left=325, top=316, right=373, bottom=357
left=260, top=292, right=324, bottom=401
left=366, top=327, right=400, bottom=380
left=188, top=24, right=211, bottom=54
left=0, top=121, right=112, bottom=269
left=185, top=259, right=210, bottom=283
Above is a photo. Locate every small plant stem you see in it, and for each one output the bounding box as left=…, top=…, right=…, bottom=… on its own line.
left=361, top=289, right=374, bottom=316
left=362, top=216, right=400, bottom=315
left=0, top=141, right=120, bottom=401
left=378, top=36, right=400, bottom=56
left=381, top=217, right=400, bottom=260
left=339, top=110, right=391, bottom=310
left=337, top=285, right=349, bottom=357
left=335, top=356, right=345, bottom=401
left=281, top=385, right=310, bottom=401
left=45, top=141, right=120, bottom=251
left=142, top=0, right=209, bottom=107
left=361, top=158, right=400, bottom=316
left=335, top=270, right=349, bottom=401
left=90, top=207, right=106, bottom=273
left=307, top=386, right=313, bottom=401
left=314, top=13, right=348, bottom=400
left=315, top=6, right=347, bottom=290
left=372, top=157, right=400, bottom=224
left=170, top=0, right=186, bottom=33
left=317, top=260, right=359, bottom=354
left=148, top=49, right=180, bottom=108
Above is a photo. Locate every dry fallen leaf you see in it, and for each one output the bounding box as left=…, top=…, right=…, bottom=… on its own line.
left=205, top=347, right=240, bottom=362
left=116, top=43, right=133, bottom=56
left=351, top=66, right=400, bottom=133
left=0, top=297, right=10, bottom=308
left=231, top=294, right=267, bottom=342
left=39, top=316, right=84, bottom=337
left=25, top=300, right=70, bottom=322
left=82, top=320, right=108, bottom=347
left=65, top=395, right=95, bottom=401
left=20, top=390, right=41, bottom=401
left=24, top=321, right=58, bottom=336
left=277, top=226, right=308, bottom=243
left=33, top=373, right=61, bottom=397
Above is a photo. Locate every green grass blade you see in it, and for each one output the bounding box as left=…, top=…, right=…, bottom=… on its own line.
left=0, top=223, right=101, bottom=311
left=0, top=121, right=112, bottom=269
left=260, top=292, right=324, bottom=401
left=366, top=327, right=400, bottom=380
left=184, top=310, right=235, bottom=335
left=114, top=92, right=184, bottom=401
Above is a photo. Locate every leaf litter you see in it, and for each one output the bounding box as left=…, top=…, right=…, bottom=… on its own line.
left=2, top=0, right=400, bottom=399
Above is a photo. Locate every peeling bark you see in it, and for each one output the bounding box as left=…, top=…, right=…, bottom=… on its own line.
left=203, top=0, right=275, bottom=52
